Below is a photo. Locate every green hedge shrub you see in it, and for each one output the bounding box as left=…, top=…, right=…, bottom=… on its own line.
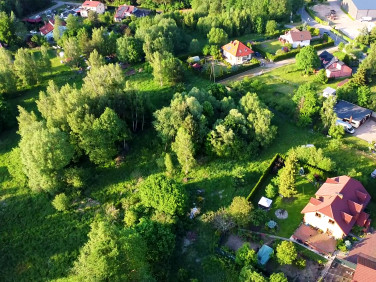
left=246, top=153, right=280, bottom=201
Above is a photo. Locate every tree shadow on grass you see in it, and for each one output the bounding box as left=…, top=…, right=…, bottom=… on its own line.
left=0, top=192, right=92, bottom=281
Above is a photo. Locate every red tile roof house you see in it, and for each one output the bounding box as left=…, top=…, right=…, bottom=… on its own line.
left=352, top=254, right=376, bottom=282
left=344, top=232, right=376, bottom=282
left=114, top=5, right=136, bottom=22
left=221, top=40, right=254, bottom=66
left=326, top=61, right=353, bottom=78
left=300, top=176, right=371, bottom=239
left=279, top=28, right=312, bottom=48
left=80, top=1, right=106, bottom=17
left=39, top=19, right=67, bottom=40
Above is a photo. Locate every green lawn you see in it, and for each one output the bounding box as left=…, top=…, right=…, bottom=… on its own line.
left=258, top=40, right=284, bottom=54
left=251, top=175, right=319, bottom=238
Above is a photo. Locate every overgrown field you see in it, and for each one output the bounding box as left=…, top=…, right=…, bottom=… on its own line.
left=1, top=52, right=376, bottom=281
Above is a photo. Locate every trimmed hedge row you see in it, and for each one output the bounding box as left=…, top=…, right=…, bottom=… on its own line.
left=245, top=153, right=330, bottom=202
left=304, top=6, right=329, bottom=26
left=246, top=153, right=281, bottom=201
left=313, top=39, right=335, bottom=50
left=272, top=49, right=300, bottom=62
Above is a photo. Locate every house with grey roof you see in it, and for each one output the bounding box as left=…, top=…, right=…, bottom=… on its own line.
left=341, top=0, right=376, bottom=20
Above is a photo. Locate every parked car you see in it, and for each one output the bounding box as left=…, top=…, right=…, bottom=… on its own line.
left=336, top=119, right=355, bottom=134
left=371, top=169, right=376, bottom=178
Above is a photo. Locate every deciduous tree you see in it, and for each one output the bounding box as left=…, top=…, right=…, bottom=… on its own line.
left=276, top=241, right=297, bottom=265
left=72, top=220, right=154, bottom=281
left=139, top=174, right=187, bottom=215
left=172, top=127, right=196, bottom=174
left=116, top=36, right=144, bottom=63
left=235, top=243, right=257, bottom=266
left=18, top=107, right=74, bottom=192
left=14, top=48, right=40, bottom=86
left=207, top=27, right=228, bottom=46
left=150, top=51, right=183, bottom=86
left=296, top=45, right=320, bottom=74
left=0, top=48, right=16, bottom=93
left=87, top=49, right=105, bottom=70
left=228, top=196, right=252, bottom=227
left=63, top=37, right=81, bottom=68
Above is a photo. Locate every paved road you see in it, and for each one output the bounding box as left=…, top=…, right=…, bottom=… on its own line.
left=28, top=1, right=81, bottom=18
left=219, top=46, right=339, bottom=84
left=298, top=6, right=347, bottom=45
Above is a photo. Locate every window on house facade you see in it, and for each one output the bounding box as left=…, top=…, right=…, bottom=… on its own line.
left=315, top=212, right=321, bottom=218
left=328, top=219, right=335, bottom=224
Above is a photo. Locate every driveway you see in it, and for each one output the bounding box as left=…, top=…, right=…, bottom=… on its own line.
left=312, top=0, right=371, bottom=39
left=354, top=119, right=376, bottom=143
left=299, top=6, right=346, bottom=46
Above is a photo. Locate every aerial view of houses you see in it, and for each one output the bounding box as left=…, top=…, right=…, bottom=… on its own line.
left=1, top=0, right=376, bottom=281
left=279, top=27, right=312, bottom=48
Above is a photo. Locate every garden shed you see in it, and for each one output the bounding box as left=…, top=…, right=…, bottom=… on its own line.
left=323, top=87, right=336, bottom=98
left=258, top=196, right=272, bottom=210
left=257, top=244, right=273, bottom=265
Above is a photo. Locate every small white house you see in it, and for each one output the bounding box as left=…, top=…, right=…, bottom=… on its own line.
left=279, top=28, right=312, bottom=48
left=323, top=87, right=336, bottom=98
left=80, top=0, right=105, bottom=17
left=221, top=40, right=254, bottom=65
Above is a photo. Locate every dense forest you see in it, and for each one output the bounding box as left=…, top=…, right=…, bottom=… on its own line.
left=1, top=0, right=376, bottom=281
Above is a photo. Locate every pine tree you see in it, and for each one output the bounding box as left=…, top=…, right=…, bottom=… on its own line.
left=278, top=152, right=298, bottom=197
left=164, top=153, right=174, bottom=175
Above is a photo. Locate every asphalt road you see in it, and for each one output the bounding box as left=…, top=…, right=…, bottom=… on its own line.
left=298, top=7, right=347, bottom=46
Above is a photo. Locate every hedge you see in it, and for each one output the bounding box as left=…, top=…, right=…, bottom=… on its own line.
left=330, top=28, right=352, bottom=43
left=313, top=39, right=335, bottom=50
left=255, top=39, right=334, bottom=62
left=304, top=6, right=329, bottom=26
left=245, top=153, right=330, bottom=202
left=246, top=153, right=281, bottom=201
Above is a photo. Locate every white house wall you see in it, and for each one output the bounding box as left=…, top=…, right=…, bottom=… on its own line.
left=292, top=40, right=310, bottom=48
left=304, top=211, right=345, bottom=239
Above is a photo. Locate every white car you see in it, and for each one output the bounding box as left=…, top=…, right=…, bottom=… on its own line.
left=30, top=30, right=38, bottom=34
left=371, top=169, right=376, bottom=178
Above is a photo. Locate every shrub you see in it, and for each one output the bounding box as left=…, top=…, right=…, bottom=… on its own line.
left=124, top=210, right=138, bottom=227
left=52, top=193, right=70, bottom=211
left=265, top=184, right=277, bottom=198
left=295, top=258, right=306, bottom=269
left=235, top=243, right=257, bottom=266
